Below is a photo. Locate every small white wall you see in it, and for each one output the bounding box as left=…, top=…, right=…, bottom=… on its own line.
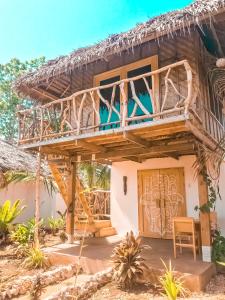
left=111, top=155, right=201, bottom=236
left=0, top=182, right=66, bottom=223
left=217, top=161, right=225, bottom=235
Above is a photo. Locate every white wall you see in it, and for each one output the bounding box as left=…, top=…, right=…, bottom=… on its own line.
left=111, top=155, right=225, bottom=236
left=217, top=161, right=225, bottom=235
left=0, top=182, right=66, bottom=223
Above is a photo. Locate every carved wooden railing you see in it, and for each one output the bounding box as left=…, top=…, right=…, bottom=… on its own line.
left=18, top=60, right=194, bottom=144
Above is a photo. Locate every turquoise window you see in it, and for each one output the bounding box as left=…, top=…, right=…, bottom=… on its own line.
left=99, top=64, right=153, bottom=130
left=127, top=65, right=153, bottom=124
left=99, top=76, right=120, bottom=130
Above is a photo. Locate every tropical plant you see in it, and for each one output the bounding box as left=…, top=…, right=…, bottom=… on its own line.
left=47, top=217, right=65, bottom=235
left=59, top=231, right=68, bottom=243
left=194, top=171, right=220, bottom=213
left=111, top=231, right=148, bottom=289
left=78, top=162, right=110, bottom=190
left=10, top=218, right=36, bottom=245
left=159, top=260, right=188, bottom=300
left=23, top=246, right=50, bottom=269
left=212, top=230, right=225, bottom=263
left=0, top=199, right=25, bottom=238
left=4, top=170, right=58, bottom=196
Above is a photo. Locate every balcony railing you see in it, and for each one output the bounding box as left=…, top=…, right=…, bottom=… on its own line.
left=18, top=60, right=195, bottom=145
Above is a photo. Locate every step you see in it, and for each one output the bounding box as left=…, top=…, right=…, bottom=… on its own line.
left=95, top=226, right=117, bottom=237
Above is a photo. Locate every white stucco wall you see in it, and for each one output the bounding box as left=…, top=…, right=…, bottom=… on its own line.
left=217, top=161, right=225, bottom=235
left=111, top=155, right=225, bottom=236
left=0, top=182, right=66, bottom=223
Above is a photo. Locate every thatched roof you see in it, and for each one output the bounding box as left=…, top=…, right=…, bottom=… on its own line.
left=0, top=139, right=49, bottom=187
left=14, top=0, right=225, bottom=98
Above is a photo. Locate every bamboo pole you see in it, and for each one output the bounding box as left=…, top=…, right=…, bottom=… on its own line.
left=34, top=148, right=41, bottom=248
left=66, top=161, right=76, bottom=243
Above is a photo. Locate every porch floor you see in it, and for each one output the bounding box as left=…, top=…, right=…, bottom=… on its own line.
left=46, top=235, right=216, bottom=292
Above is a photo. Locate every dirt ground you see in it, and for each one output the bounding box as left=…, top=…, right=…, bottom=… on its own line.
left=0, top=233, right=62, bottom=291
left=89, top=274, right=225, bottom=300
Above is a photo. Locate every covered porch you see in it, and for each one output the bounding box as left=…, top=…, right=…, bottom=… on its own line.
left=46, top=235, right=215, bottom=292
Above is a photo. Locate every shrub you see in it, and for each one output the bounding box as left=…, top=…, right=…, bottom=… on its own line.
left=111, top=231, right=148, bottom=289
left=159, top=260, right=188, bottom=300
left=212, top=230, right=225, bottom=263
left=23, top=246, right=50, bottom=269
left=48, top=217, right=65, bottom=235
left=10, top=219, right=35, bottom=245
left=0, top=199, right=25, bottom=238
left=59, top=231, right=68, bottom=243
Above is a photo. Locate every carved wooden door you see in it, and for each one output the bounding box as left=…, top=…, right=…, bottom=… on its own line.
left=138, top=168, right=186, bottom=239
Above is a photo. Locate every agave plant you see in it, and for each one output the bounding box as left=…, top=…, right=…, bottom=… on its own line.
left=111, top=231, right=148, bottom=289
left=0, top=199, right=25, bottom=238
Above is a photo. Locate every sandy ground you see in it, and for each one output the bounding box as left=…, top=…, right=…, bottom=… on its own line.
left=88, top=274, right=225, bottom=300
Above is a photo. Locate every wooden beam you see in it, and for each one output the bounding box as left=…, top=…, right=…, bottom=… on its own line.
left=164, top=152, right=180, bottom=160
left=124, top=156, right=143, bottom=163
left=123, top=132, right=151, bottom=148
left=75, top=140, right=107, bottom=153
left=77, top=143, right=194, bottom=161
left=198, top=173, right=212, bottom=262
left=34, top=149, right=41, bottom=248
left=32, top=87, right=58, bottom=101
left=66, top=161, right=76, bottom=243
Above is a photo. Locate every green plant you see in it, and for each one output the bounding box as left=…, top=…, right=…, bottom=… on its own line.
left=194, top=171, right=220, bottom=213
left=212, top=230, right=225, bottom=263
left=111, top=231, right=148, bottom=289
left=0, top=199, right=25, bottom=238
left=48, top=217, right=65, bottom=235
left=159, top=260, right=188, bottom=300
left=10, top=218, right=36, bottom=245
left=59, top=231, right=68, bottom=243
left=23, top=246, right=50, bottom=269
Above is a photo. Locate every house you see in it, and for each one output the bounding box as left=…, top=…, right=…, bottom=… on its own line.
left=13, top=0, right=225, bottom=263
left=0, top=139, right=65, bottom=222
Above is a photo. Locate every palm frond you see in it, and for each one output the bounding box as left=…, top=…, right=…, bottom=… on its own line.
left=3, top=170, right=58, bottom=196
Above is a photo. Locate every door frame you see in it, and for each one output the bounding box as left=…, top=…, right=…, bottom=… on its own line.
left=137, top=167, right=187, bottom=239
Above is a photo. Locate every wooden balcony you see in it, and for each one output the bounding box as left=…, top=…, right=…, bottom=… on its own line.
left=17, top=60, right=223, bottom=162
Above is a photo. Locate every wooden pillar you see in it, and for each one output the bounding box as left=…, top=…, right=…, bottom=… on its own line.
left=34, top=149, right=41, bottom=248
left=66, top=161, right=76, bottom=243
left=198, top=173, right=212, bottom=262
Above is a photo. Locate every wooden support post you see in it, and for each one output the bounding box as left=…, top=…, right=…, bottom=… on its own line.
left=198, top=173, right=212, bottom=262
left=66, top=161, right=76, bottom=243
left=34, top=148, right=41, bottom=248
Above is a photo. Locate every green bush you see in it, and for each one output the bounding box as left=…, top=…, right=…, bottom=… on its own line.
left=0, top=199, right=25, bottom=238
left=212, top=230, right=225, bottom=263
left=10, top=219, right=35, bottom=245
left=48, top=217, right=65, bottom=235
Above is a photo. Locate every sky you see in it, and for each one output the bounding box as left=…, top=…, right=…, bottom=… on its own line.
left=0, top=0, right=193, bottom=64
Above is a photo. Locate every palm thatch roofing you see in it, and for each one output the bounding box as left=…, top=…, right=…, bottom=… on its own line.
left=14, top=0, right=225, bottom=99
left=0, top=139, right=49, bottom=188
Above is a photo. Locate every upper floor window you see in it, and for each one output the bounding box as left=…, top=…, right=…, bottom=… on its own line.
left=94, top=56, right=158, bottom=129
